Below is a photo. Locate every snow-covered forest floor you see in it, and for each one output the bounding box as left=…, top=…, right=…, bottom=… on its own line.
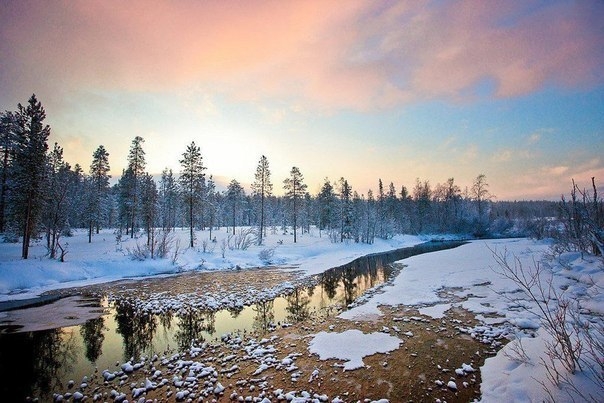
left=0, top=229, right=602, bottom=402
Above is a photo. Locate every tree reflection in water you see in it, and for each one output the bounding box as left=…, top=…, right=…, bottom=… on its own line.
left=285, top=288, right=311, bottom=323
left=175, top=310, right=216, bottom=350
left=114, top=299, right=158, bottom=360
left=252, top=299, right=275, bottom=333
left=321, top=269, right=339, bottom=300
left=342, top=265, right=358, bottom=306
left=80, top=317, right=106, bottom=363
left=228, top=304, right=244, bottom=319
left=0, top=328, right=77, bottom=401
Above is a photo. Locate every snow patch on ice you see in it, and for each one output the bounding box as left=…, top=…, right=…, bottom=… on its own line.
left=308, top=330, right=402, bottom=370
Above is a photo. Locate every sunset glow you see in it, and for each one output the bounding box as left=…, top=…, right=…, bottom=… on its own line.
left=1, top=0, right=602, bottom=199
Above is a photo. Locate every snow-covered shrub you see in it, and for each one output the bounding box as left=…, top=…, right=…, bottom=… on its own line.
left=114, top=229, right=124, bottom=252
left=220, top=238, right=227, bottom=258
left=228, top=228, right=257, bottom=250
left=156, top=229, right=175, bottom=258
left=258, top=247, right=275, bottom=264
left=492, top=248, right=604, bottom=401
left=127, top=242, right=150, bottom=261
left=554, top=178, right=603, bottom=257
left=2, top=232, right=18, bottom=243
left=328, top=229, right=340, bottom=244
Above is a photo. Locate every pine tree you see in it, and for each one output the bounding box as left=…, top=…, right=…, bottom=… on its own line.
left=117, top=168, right=135, bottom=234
left=317, top=177, right=337, bottom=235
left=283, top=166, right=307, bottom=243
left=339, top=178, right=353, bottom=242
left=251, top=155, right=272, bottom=245
left=377, top=179, right=385, bottom=238
left=226, top=179, right=244, bottom=235
left=413, top=178, right=432, bottom=233
left=11, top=95, right=51, bottom=259
left=179, top=141, right=206, bottom=248
left=0, top=111, right=17, bottom=233
left=140, top=173, right=158, bottom=247
left=158, top=168, right=178, bottom=231
left=44, top=142, right=73, bottom=258
left=88, top=145, right=110, bottom=242
left=124, top=136, right=146, bottom=237
left=365, top=189, right=376, bottom=243
left=205, top=175, right=217, bottom=241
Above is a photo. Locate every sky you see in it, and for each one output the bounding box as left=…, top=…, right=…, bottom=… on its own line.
left=1, top=0, right=603, bottom=200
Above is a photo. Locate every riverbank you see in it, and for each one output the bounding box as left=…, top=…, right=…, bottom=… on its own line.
left=2, top=236, right=602, bottom=402
left=0, top=227, right=429, bottom=302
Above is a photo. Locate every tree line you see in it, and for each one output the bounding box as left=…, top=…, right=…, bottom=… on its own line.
left=1, top=95, right=564, bottom=260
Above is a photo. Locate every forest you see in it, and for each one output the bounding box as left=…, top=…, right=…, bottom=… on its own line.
left=0, top=95, right=587, bottom=261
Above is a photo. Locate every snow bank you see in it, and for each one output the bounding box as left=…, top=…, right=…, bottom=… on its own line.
left=338, top=238, right=604, bottom=402
left=0, top=227, right=423, bottom=301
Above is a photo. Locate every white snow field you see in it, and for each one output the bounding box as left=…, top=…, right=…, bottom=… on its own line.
left=1, top=230, right=602, bottom=401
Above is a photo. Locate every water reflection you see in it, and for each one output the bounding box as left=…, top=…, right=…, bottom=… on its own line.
left=80, top=317, right=106, bottom=363
left=114, top=299, right=158, bottom=360
left=0, top=328, right=77, bottom=401
left=253, top=300, right=275, bottom=333
left=175, top=310, right=216, bottom=349
left=228, top=305, right=244, bottom=319
left=285, top=288, right=311, bottom=323
left=321, top=269, right=339, bottom=300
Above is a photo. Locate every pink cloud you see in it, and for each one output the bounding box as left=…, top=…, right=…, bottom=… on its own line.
left=1, top=0, right=602, bottom=111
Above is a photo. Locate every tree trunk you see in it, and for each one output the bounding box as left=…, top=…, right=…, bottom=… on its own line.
left=189, top=198, right=194, bottom=248
left=258, top=193, right=264, bottom=245
left=232, top=202, right=236, bottom=235
left=0, top=149, right=8, bottom=232
left=22, top=197, right=33, bottom=259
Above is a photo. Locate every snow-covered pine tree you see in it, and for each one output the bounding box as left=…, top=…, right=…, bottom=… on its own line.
left=179, top=141, right=206, bottom=248
left=125, top=136, right=146, bottom=237
left=88, top=145, right=110, bottom=242
left=69, top=163, right=86, bottom=229
left=301, top=192, right=312, bottom=234
left=117, top=168, right=135, bottom=235
left=10, top=95, right=51, bottom=259
left=377, top=179, right=386, bottom=238
left=0, top=111, right=18, bottom=233
left=205, top=175, right=217, bottom=241
left=413, top=178, right=432, bottom=233
left=43, top=142, right=74, bottom=258
left=317, top=177, right=337, bottom=235
left=338, top=178, right=353, bottom=242
left=140, top=173, right=158, bottom=247
left=159, top=168, right=178, bottom=232
left=226, top=179, right=244, bottom=235
left=365, top=189, right=377, bottom=244
left=251, top=155, right=272, bottom=245
left=351, top=191, right=364, bottom=242
left=283, top=166, right=307, bottom=243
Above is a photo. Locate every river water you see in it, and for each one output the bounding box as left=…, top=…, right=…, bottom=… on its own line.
left=0, top=241, right=464, bottom=401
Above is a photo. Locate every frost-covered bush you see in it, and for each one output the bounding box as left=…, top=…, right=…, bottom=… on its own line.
left=555, top=178, right=603, bottom=257
left=258, top=247, right=275, bottom=264
left=228, top=228, right=257, bottom=250
left=493, top=248, right=604, bottom=401
left=328, top=229, right=340, bottom=244
left=2, top=232, right=18, bottom=243
left=127, top=243, right=150, bottom=261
